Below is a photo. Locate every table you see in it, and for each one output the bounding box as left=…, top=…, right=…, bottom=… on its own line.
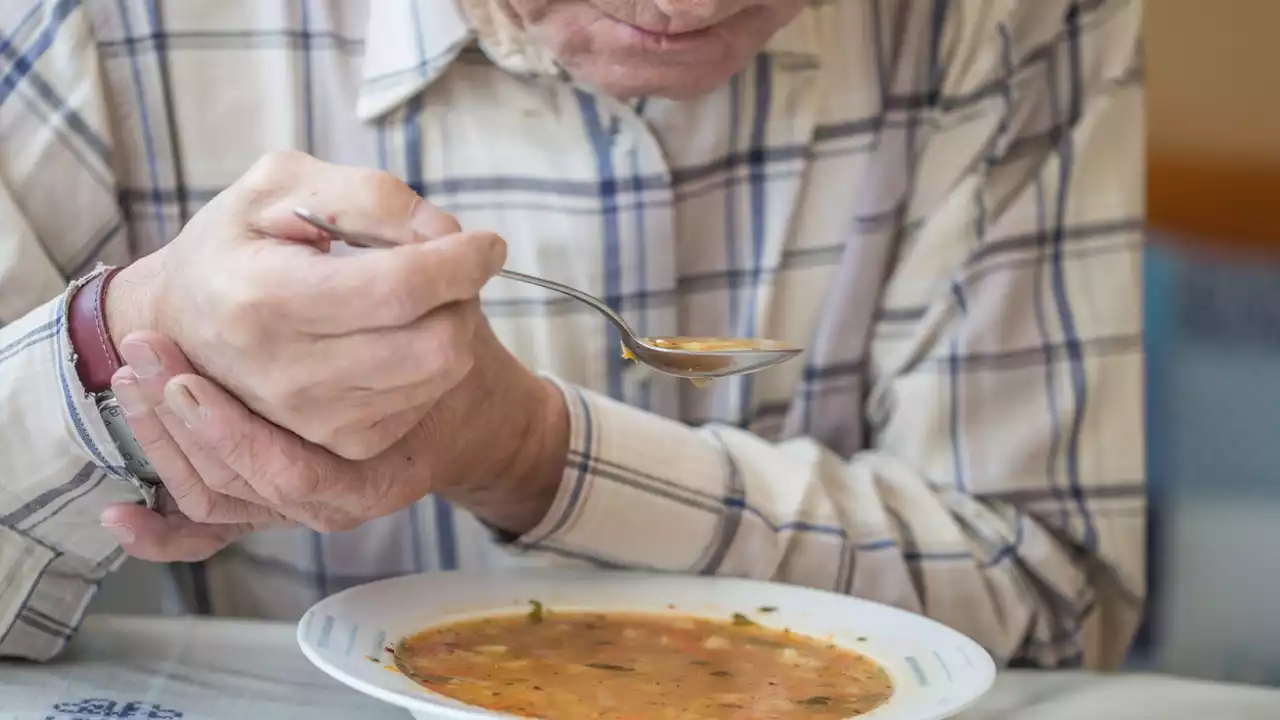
left=2, top=616, right=1279, bottom=719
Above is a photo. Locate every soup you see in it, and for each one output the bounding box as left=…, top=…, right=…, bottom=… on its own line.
left=621, top=337, right=799, bottom=384
left=393, top=605, right=893, bottom=719
left=645, top=337, right=789, bottom=352
left=621, top=337, right=796, bottom=360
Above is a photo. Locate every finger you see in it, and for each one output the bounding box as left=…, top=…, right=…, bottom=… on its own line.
left=154, top=406, right=337, bottom=527
left=100, top=502, right=253, bottom=563
left=267, top=229, right=506, bottom=335
left=124, top=335, right=363, bottom=529
left=117, top=340, right=251, bottom=498
left=317, top=404, right=427, bottom=462
left=119, top=334, right=270, bottom=502
left=116, top=338, right=283, bottom=522
left=111, top=367, right=280, bottom=525
left=243, top=153, right=460, bottom=247
left=123, top=335, right=344, bottom=525
left=256, top=194, right=463, bottom=250
left=306, top=300, right=479, bottom=402
left=161, top=373, right=367, bottom=522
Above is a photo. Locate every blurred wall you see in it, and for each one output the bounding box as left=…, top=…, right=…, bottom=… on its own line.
left=1146, top=0, right=1280, bottom=249
left=1141, top=0, right=1280, bottom=686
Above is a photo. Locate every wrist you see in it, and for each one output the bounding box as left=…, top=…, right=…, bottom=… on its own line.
left=69, top=267, right=126, bottom=393
left=104, top=255, right=161, bottom=349
left=451, top=355, right=569, bottom=536
left=501, top=376, right=571, bottom=532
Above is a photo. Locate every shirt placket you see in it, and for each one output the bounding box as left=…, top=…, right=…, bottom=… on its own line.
left=582, top=94, right=682, bottom=419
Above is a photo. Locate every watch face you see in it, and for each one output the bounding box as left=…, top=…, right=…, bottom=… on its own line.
left=98, top=394, right=161, bottom=482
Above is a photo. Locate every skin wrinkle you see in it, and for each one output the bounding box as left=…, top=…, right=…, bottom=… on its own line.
left=486, top=0, right=807, bottom=99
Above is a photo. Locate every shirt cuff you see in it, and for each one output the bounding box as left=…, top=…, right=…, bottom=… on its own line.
left=509, top=379, right=736, bottom=571
left=0, top=279, right=144, bottom=564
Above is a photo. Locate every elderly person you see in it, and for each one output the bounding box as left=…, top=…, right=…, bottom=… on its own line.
left=0, top=0, right=1144, bottom=669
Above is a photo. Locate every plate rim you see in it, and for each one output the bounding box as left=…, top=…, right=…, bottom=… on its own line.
left=297, top=568, right=998, bottom=720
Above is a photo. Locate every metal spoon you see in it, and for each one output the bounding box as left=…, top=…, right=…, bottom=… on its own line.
left=293, top=208, right=803, bottom=381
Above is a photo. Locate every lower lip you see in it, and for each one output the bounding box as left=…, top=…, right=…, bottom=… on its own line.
left=603, top=16, right=726, bottom=60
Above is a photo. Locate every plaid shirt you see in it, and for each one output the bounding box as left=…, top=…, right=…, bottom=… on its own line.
left=0, top=0, right=1145, bottom=668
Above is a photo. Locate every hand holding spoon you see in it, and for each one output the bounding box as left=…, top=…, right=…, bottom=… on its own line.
left=293, top=208, right=803, bottom=381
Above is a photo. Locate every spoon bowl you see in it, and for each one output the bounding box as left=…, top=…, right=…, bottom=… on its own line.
left=293, top=208, right=804, bottom=381
left=625, top=336, right=803, bottom=379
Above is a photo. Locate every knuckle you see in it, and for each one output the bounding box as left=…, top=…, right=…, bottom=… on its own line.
left=408, top=198, right=463, bottom=238
left=362, top=168, right=411, bottom=200
left=265, top=383, right=308, bottom=413
left=329, top=434, right=380, bottom=462
left=460, top=232, right=506, bottom=285
left=347, top=169, right=416, bottom=227
left=474, top=231, right=508, bottom=271
left=255, top=369, right=315, bottom=413
left=243, top=150, right=308, bottom=189
left=258, top=465, right=321, bottom=506
left=436, top=234, right=504, bottom=300
left=297, top=421, right=354, bottom=458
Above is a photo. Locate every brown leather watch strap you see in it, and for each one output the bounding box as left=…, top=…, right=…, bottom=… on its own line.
left=69, top=267, right=125, bottom=394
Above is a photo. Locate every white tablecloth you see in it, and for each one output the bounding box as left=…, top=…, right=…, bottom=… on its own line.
left=2, top=616, right=1279, bottom=719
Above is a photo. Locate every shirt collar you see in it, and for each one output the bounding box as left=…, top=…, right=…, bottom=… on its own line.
left=358, top=0, right=819, bottom=121
left=356, top=0, right=475, bottom=121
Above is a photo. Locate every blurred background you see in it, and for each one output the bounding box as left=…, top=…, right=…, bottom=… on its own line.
left=1137, top=0, right=1280, bottom=686
left=89, top=0, right=1280, bottom=688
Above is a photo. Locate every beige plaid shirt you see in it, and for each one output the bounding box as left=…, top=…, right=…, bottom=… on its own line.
left=0, top=0, right=1145, bottom=669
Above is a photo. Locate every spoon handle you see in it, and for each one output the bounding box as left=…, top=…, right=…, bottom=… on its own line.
left=494, top=270, right=635, bottom=339
left=292, top=208, right=638, bottom=341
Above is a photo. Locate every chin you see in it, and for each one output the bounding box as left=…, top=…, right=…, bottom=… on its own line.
left=569, top=62, right=744, bottom=100
left=528, top=6, right=790, bottom=102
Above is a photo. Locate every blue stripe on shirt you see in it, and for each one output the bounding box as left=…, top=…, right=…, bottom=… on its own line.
left=115, top=0, right=169, bottom=241
left=576, top=90, right=625, bottom=401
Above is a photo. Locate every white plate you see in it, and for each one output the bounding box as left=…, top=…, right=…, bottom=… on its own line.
left=297, top=568, right=996, bottom=720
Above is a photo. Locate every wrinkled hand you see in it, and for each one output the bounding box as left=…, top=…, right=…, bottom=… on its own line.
left=106, top=150, right=506, bottom=461
left=102, top=332, right=568, bottom=562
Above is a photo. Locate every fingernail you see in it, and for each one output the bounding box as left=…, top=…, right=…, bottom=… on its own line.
left=409, top=198, right=435, bottom=235
left=112, top=377, right=147, bottom=415
left=120, top=340, right=161, bottom=378
left=165, top=380, right=205, bottom=427
left=102, top=523, right=136, bottom=545
left=408, top=197, right=460, bottom=237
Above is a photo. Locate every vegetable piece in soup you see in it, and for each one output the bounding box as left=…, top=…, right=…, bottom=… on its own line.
left=393, top=610, right=893, bottom=719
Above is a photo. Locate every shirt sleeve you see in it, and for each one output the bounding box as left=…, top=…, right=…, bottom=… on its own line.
left=514, top=0, right=1145, bottom=670
left=0, top=4, right=141, bottom=660
left=0, top=281, right=142, bottom=661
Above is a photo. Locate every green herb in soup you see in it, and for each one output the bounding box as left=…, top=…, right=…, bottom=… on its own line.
left=393, top=609, right=893, bottom=719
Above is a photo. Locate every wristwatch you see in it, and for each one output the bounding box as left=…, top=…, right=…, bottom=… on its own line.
left=69, top=268, right=163, bottom=509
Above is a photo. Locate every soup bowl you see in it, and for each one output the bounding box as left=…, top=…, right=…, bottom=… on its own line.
left=297, top=568, right=997, bottom=720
